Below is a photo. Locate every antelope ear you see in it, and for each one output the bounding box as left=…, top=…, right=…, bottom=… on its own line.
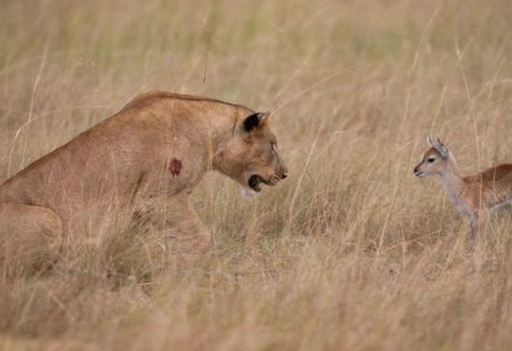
left=436, top=138, right=450, bottom=158
left=427, top=136, right=449, bottom=158
left=243, top=112, right=270, bottom=132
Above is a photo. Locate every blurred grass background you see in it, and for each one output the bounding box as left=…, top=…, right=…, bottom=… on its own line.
left=1, top=0, right=512, bottom=350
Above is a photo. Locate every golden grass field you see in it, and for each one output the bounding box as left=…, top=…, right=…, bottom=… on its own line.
left=1, top=0, right=512, bottom=349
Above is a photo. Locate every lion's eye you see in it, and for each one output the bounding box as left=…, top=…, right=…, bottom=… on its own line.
left=427, top=157, right=435, bottom=163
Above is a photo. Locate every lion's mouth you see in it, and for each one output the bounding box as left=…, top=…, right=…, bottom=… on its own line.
left=248, top=174, right=281, bottom=192
left=248, top=175, right=265, bottom=192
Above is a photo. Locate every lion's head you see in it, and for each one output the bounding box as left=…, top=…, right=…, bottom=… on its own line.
left=213, top=112, right=288, bottom=196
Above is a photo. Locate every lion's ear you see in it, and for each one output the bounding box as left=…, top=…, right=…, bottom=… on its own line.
left=243, top=112, right=270, bottom=132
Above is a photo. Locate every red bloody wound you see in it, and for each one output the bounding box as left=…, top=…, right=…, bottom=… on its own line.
left=169, top=158, right=182, bottom=177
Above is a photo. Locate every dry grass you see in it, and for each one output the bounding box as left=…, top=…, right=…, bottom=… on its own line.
left=1, top=0, right=512, bottom=349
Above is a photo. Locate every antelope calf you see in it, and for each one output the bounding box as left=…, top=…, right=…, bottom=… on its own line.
left=413, top=137, right=512, bottom=240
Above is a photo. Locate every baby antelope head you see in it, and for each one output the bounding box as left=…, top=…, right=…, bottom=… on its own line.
left=413, top=137, right=451, bottom=177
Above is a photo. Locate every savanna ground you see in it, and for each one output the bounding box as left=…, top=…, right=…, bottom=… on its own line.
left=1, top=0, right=512, bottom=350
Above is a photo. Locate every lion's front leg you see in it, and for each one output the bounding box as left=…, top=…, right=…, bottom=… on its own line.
left=157, top=194, right=212, bottom=265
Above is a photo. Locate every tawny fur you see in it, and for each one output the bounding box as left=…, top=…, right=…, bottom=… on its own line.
left=0, top=91, right=287, bottom=273
left=414, top=137, right=512, bottom=240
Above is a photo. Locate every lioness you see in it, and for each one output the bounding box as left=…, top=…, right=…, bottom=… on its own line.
left=0, top=91, right=287, bottom=271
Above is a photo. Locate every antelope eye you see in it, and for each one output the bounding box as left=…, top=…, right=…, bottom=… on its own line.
left=427, top=157, right=435, bottom=163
